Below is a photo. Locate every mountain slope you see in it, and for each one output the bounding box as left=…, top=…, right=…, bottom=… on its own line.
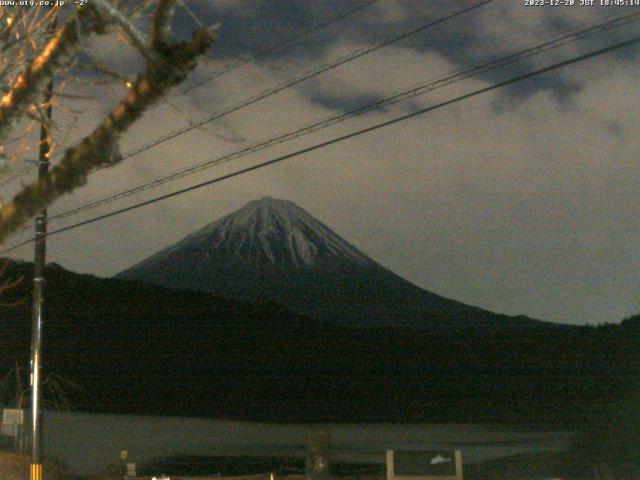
left=121, top=196, right=376, bottom=271
left=118, top=197, right=546, bottom=330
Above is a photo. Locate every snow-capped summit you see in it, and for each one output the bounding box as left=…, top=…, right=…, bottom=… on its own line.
left=118, top=197, right=545, bottom=329
left=170, top=196, right=375, bottom=269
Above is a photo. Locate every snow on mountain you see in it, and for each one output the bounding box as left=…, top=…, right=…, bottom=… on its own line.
left=118, top=197, right=548, bottom=329
left=140, top=197, right=376, bottom=270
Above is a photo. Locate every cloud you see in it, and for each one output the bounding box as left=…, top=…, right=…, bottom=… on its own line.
left=4, top=1, right=639, bottom=326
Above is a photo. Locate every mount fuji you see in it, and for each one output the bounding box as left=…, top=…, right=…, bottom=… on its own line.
left=117, top=197, right=545, bottom=329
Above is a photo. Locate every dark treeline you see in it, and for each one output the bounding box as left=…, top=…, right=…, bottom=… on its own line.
left=0, top=260, right=638, bottom=428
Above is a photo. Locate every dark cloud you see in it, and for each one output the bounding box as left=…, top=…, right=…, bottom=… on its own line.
left=491, top=75, right=584, bottom=112
left=306, top=91, right=389, bottom=115
left=173, top=0, right=639, bottom=113
left=175, top=0, right=357, bottom=61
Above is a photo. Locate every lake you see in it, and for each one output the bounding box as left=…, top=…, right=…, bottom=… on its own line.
left=41, top=410, right=575, bottom=475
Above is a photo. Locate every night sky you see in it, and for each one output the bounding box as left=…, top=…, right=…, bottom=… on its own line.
left=4, top=0, right=640, bottom=325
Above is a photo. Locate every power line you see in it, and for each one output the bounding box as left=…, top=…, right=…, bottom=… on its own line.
left=47, top=11, right=640, bottom=222
left=3, top=0, right=493, bottom=191
left=43, top=0, right=494, bottom=218
left=129, top=1, right=494, bottom=152
left=4, top=33, right=638, bottom=254
left=5, top=0, right=496, bottom=222
left=81, top=0, right=497, bottom=169
left=170, top=0, right=383, bottom=99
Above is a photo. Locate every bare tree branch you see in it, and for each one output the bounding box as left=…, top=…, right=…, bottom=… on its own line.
left=0, top=7, right=107, bottom=145
left=91, top=0, right=159, bottom=65
left=0, top=11, right=217, bottom=243
left=151, top=0, right=177, bottom=48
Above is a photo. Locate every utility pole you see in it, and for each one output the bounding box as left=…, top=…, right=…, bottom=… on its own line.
left=29, top=15, right=55, bottom=480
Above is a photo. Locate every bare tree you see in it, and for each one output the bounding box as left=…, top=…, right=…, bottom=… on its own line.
left=0, top=362, right=82, bottom=412
left=0, top=0, right=217, bottom=243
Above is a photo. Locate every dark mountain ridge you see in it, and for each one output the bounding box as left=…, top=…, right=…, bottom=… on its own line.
left=0, top=259, right=638, bottom=427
